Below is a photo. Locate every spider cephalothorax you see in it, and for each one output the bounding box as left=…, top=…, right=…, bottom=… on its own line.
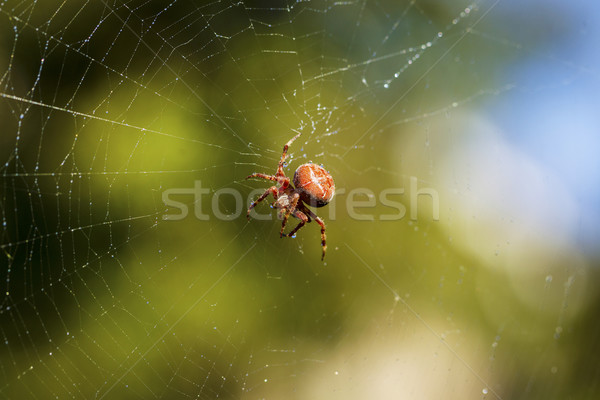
left=246, top=133, right=335, bottom=260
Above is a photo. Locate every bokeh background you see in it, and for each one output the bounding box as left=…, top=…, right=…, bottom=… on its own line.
left=1, top=0, right=599, bottom=398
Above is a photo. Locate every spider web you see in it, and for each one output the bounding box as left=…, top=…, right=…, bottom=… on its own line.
left=1, top=0, right=599, bottom=398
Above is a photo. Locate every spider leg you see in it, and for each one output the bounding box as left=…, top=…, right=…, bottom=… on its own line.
left=304, top=207, right=327, bottom=261
left=277, top=132, right=302, bottom=177
left=247, top=186, right=277, bottom=220
left=286, top=210, right=309, bottom=238
left=246, top=173, right=277, bottom=182
left=280, top=193, right=300, bottom=237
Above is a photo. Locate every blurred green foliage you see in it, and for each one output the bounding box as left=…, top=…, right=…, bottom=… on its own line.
left=0, top=1, right=598, bottom=399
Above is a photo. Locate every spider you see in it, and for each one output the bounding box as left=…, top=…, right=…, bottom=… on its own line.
left=246, top=132, right=335, bottom=261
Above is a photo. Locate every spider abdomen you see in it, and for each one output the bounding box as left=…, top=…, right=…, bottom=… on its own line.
left=293, top=163, right=335, bottom=207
